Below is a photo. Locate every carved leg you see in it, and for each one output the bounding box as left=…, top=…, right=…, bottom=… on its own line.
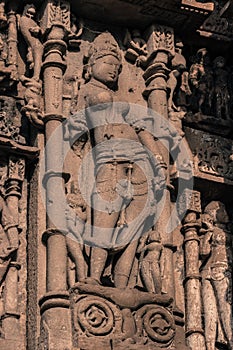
left=66, top=237, right=86, bottom=282
left=202, top=278, right=218, bottom=350
left=114, top=240, right=138, bottom=288
left=90, top=247, right=108, bottom=284
left=151, top=260, right=162, bottom=293
left=212, top=278, right=233, bottom=349
left=140, top=260, right=155, bottom=293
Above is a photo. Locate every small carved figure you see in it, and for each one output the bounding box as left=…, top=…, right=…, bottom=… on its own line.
left=68, top=14, right=84, bottom=48
left=138, top=230, right=163, bottom=294
left=0, top=33, right=11, bottom=82
left=189, top=48, right=214, bottom=114
left=66, top=181, right=87, bottom=283
left=124, top=29, right=148, bottom=66
left=19, top=4, right=44, bottom=128
left=21, top=76, right=43, bottom=128
left=167, top=39, right=191, bottom=136
left=200, top=201, right=233, bottom=350
left=213, top=56, right=231, bottom=119
left=19, top=4, right=43, bottom=82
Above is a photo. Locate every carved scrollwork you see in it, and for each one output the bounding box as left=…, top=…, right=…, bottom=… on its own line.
left=40, top=0, right=70, bottom=33
left=74, top=295, right=115, bottom=336
left=0, top=96, right=25, bottom=143
left=146, top=24, right=175, bottom=60
left=136, top=305, right=175, bottom=346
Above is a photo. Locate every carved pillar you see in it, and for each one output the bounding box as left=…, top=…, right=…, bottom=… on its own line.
left=2, top=262, right=21, bottom=339
left=1, top=156, right=25, bottom=340
left=39, top=1, right=72, bottom=349
left=143, top=24, right=175, bottom=300
left=7, top=1, right=18, bottom=76
left=181, top=190, right=206, bottom=350
left=143, top=24, right=189, bottom=350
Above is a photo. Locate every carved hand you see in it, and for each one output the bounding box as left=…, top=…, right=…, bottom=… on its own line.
left=29, top=26, right=41, bottom=37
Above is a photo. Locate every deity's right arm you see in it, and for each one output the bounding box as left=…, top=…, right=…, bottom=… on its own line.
left=66, top=88, right=89, bottom=143
left=199, top=228, right=213, bottom=259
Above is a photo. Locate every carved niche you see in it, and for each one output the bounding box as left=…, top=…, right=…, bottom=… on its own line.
left=65, top=31, right=176, bottom=350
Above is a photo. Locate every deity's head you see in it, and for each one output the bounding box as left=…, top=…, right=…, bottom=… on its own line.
left=213, top=56, right=225, bottom=69
left=204, top=201, right=229, bottom=225
left=85, top=32, right=122, bottom=87
left=23, top=4, right=36, bottom=19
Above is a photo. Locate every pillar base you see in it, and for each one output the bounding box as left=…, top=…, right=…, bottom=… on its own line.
left=38, top=291, right=72, bottom=350
left=70, top=282, right=176, bottom=350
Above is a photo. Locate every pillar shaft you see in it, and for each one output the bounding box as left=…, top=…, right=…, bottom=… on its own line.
left=143, top=24, right=175, bottom=298
left=182, top=190, right=206, bottom=350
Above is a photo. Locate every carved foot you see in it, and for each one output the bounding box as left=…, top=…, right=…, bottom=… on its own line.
left=83, top=277, right=101, bottom=285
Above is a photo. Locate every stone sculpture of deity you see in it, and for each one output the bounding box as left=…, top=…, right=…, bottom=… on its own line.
left=67, top=32, right=163, bottom=290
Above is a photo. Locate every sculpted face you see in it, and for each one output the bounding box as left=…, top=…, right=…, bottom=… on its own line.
left=25, top=5, right=36, bottom=19
left=91, top=55, right=121, bottom=86
left=216, top=204, right=229, bottom=224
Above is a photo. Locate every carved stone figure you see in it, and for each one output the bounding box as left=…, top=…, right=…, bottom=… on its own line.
left=68, top=14, right=83, bottom=48
left=138, top=230, right=163, bottom=294
left=189, top=48, right=214, bottom=115
left=0, top=32, right=12, bottom=83
left=124, top=29, right=148, bottom=66
left=213, top=56, right=231, bottom=119
left=19, top=4, right=43, bottom=82
left=200, top=201, right=233, bottom=350
left=19, top=4, right=44, bottom=128
left=167, top=38, right=191, bottom=136
left=69, top=32, right=157, bottom=289
left=66, top=180, right=87, bottom=284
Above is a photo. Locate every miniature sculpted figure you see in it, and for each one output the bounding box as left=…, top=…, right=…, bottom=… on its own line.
left=189, top=48, right=214, bottom=114
left=200, top=201, right=233, bottom=350
left=66, top=180, right=87, bottom=284
left=213, top=56, right=231, bottom=120
left=167, top=39, right=191, bottom=136
left=138, top=230, right=163, bottom=293
left=19, top=4, right=44, bottom=127
left=124, top=29, right=148, bottom=66
left=68, top=32, right=158, bottom=289
left=19, top=4, right=43, bottom=82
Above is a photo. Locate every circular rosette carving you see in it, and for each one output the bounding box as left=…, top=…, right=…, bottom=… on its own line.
left=136, top=305, right=175, bottom=346
left=74, top=296, right=115, bottom=336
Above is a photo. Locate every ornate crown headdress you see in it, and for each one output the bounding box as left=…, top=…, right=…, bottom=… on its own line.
left=87, top=32, right=122, bottom=65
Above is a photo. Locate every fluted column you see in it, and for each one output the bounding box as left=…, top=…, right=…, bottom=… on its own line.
left=181, top=190, right=206, bottom=350
left=39, top=1, right=72, bottom=349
